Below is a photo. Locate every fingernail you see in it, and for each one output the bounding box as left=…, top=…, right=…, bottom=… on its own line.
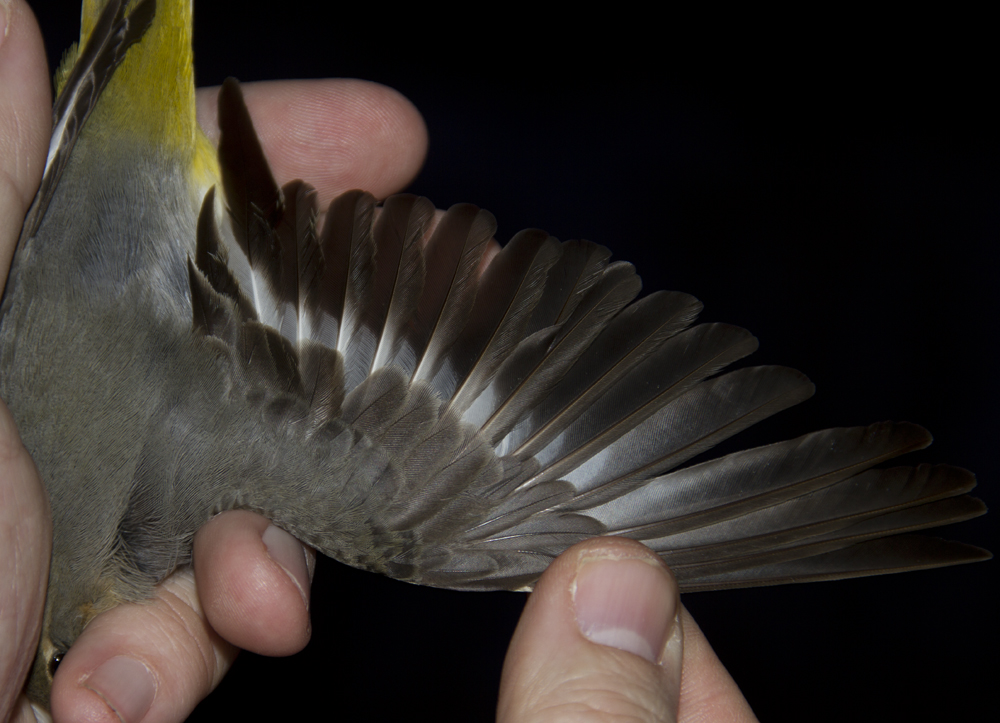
left=82, top=656, right=156, bottom=723
left=263, top=524, right=311, bottom=608
left=572, top=554, right=680, bottom=665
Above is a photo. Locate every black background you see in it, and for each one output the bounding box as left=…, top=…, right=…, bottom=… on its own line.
left=26, top=2, right=996, bottom=720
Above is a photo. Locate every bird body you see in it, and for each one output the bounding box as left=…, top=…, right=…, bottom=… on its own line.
left=2, top=0, right=989, bottom=708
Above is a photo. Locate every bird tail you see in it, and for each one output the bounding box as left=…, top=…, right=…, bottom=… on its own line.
left=182, top=79, right=989, bottom=592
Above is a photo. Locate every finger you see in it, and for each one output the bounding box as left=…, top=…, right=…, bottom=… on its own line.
left=0, top=399, right=51, bottom=721
left=193, top=510, right=315, bottom=656
left=9, top=696, right=47, bottom=723
left=48, top=511, right=316, bottom=723
left=0, top=0, right=51, bottom=285
left=676, top=610, right=759, bottom=723
left=498, top=537, right=683, bottom=723
left=49, top=567, right=235, bottom=723
left=196, top=79, right=428, bottom=206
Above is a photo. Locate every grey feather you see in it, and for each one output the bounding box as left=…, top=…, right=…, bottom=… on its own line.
left=523, top=239, right=612, bottom=334
left=410, top=203, right=496, bottom=392
left=644, top=464, right=977, bottom=560
left=589, top=422, right=933, bottom=535
left=484, top=260, right=643, bottom=452
left=22, top=0, right=156, bottom=241
left=678, top=536, right=991, bottom=592
left=368, top=195, right=433, bottom=374
left=0, top=37, right=989, bottom=706
left=446, top=229, right=561, bottom=413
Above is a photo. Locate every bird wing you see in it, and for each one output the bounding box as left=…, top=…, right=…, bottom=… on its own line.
left=21, top=0, right=157, bottom=242
left=187, top=78, right=989, bottom=593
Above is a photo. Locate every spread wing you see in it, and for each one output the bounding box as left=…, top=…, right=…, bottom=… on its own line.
left=186, top=78, right=989, bottom=592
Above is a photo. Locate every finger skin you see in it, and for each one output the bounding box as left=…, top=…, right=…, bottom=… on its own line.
left=1, top=14, right=751, bottom=721
left=0, top=402, right=51, bottom=720
left=49, top=567, right=234, bottom=723
left=498, top=538, right=683, bottom=723
left=196, top=78, right=429, bottom=205
left=676, top=611, right=759, bottom=723
left=0, top=0, right=51, bottom=280
left=46, top=512, right=315, bottom=723
left=498, top=537, right=759, bottom=723
left=193, top=511, right=315, bottom=656
left=0, top=30, right=428, bottom=714
left=0, top=3, right=54, bottom=721
left=36, top=78, right=422, bottom=721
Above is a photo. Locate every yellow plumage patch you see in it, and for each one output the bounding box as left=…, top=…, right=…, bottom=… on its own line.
left=76, top=0, right=219, bottom=196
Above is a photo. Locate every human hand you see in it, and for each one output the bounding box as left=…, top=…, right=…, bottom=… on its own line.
left=3, top=3, right=756, bottom=722
left=499, top=536, right=757, bottom=723
left=0, top=2, right=427, bottom=721
left=2, top=2, right=56, bottom=720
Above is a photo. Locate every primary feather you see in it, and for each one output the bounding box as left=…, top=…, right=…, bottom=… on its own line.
left=185, top=78, right=988, bottom=594
left=0, top=0, right=988, bottom=707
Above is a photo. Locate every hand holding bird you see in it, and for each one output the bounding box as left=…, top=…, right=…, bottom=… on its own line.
left=4, top=3, right=978, bottom=720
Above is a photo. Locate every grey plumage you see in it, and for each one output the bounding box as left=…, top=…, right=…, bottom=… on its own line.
left=1, top=0, right=990, bottom=708
left=24, top=0, right=156, bottom=242
left=24, top=73, right=986, bottom=595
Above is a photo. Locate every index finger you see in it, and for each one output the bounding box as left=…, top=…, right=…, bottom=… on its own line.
left=196, top=78, right=428, bottom=207
left=0, top=0, right=52, bottom=287
left=677, top=608, right=759, bottom=723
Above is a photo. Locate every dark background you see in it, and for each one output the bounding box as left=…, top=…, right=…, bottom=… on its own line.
left=28, top=2, right=996, bottom=720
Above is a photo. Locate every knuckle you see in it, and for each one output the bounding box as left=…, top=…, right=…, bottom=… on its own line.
left=525, top=667, right=673, bottom=723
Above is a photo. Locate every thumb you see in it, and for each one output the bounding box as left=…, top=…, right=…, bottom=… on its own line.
left=0, top=0, right=51, bottom=285
left=498, top=538, right=683, bottom=723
